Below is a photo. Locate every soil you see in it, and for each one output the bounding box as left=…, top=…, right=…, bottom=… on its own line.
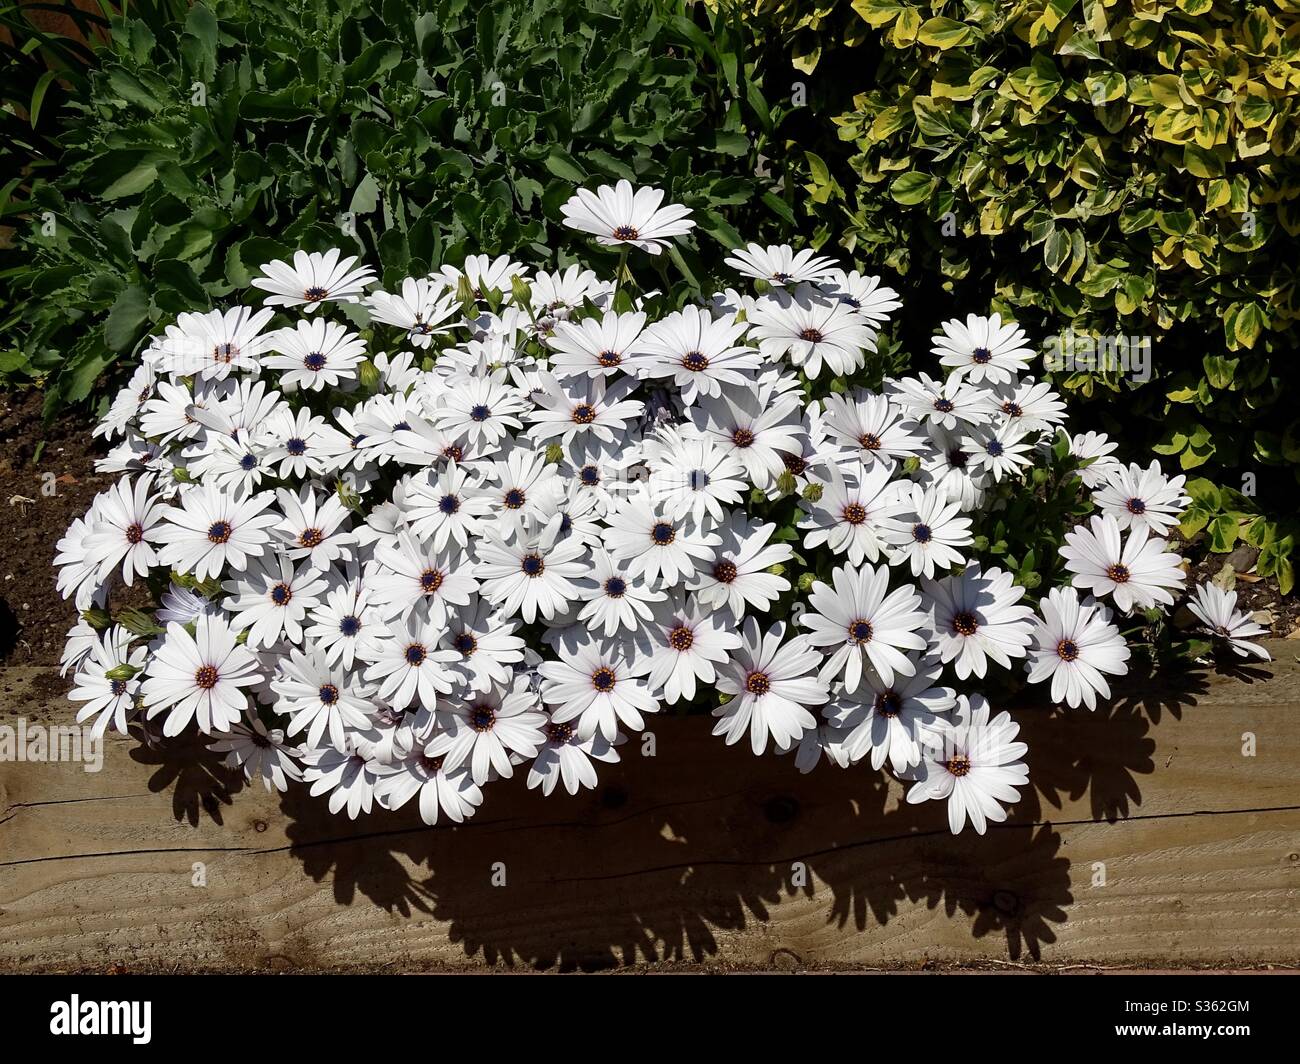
left=0, top=389, right=1295, bottom=666
left=0, top=390, right=111, bottom=665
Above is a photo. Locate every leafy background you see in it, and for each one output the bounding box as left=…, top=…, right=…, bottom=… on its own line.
left=0, top=0, right=1296, bottom=594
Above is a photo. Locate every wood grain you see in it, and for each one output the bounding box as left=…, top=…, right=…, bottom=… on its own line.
left=1, top=647, right=1298, bottom=972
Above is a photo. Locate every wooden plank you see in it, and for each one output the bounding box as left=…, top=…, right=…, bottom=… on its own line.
left=1, top=646, right=1298, bottom=972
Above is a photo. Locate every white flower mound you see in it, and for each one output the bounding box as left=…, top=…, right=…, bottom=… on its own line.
left=56, top=185, right=1267, bottom=837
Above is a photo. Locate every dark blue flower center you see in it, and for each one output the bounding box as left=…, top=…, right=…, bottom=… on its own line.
left=503, top=488, right=526, bottom=509
left=207, top=520, right=232, bottom=543
left=270, top=583, right=292, bottom=606
left=239, top=453, right=258, bottom=470
left=604, top=576, right=627, bottom=597
left=339, top=615, right=360, bottom=636
left=580, top=465, right=600, bottom=485
left=651, top=522, right=675, bottom=545
left=304, top=352, right=327, bottom=371
left=912, top=523, right=933, bottom=544
left=439, top=494, right=460, bottom=514
left=469, top=404, right=491, bottom=422
left=286, top=437, right=306, bottom=456
left=404, top=643, right=427, bottom=666
left=319, top=683, right=339, bottom=704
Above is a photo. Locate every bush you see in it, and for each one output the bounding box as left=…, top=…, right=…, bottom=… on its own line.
left=783, top=0, right=1298, bottom=591
left=0, top=0, right=789, bottom=411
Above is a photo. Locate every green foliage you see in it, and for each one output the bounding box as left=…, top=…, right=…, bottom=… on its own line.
left=780, top=0, right=1299, bottom=584
left=0, top=0, right=790, bottom=411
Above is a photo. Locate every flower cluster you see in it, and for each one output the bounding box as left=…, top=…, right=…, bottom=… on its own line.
left=57, top=181, right=1269, bottom=835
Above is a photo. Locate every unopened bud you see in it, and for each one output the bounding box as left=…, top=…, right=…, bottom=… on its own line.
left=776, top=470, right=797, bottom=495
left=358, top=358, right=380, bottom=391
left=104, top=663, right=140, bottom=681
left=801, top=481, right=823, bottom=502
left=81, top=607, right=112, bottom=630
left=545, top=443, right=564, bottom=464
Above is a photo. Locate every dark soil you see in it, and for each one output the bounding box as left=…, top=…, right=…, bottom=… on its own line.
left=0, top=390, right=111, bottom=665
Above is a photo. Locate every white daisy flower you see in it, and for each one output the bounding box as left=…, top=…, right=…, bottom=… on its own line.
left=263, top=406, right=332, bottom=480
left=821, top=390, right=927, bottom=470
left=162, top=306, right=275, bottom=379
left=405, top=462, right=494, bottom=550
left=1092, top=460, right=1191, bottom=538
left=747, top=284, right=877, bottom=379
left=153, top=485, right=279, bottom=582
left=252, top=249, right=376, bottom=311
left=222, top=555, right=328, bottom=650
left=373, top=752, right=484, bottom=823
left=644, top=426, right=747, bottom=524
left=69, top=627, right=147, bottom=739
left=714, top=618, right=830, bottom=755
left=1067, top=430, right=1123, bottom=489
left=642, top=592, right=744, bottom=704
left=208, top=714, right=303, bottom=793
left=525, top=371, right=644, bottom=455
left=824, top=655, right=956, bottom=772
left=932, top=312, right=1034, bottom=385
left=903, top=693, right=1029, bottom=835
left=306, top=579, right=380, bottom=670
left=157, top=582, right=220, bottom=624
left=439, top=598, right=527, bottom=692
left=559, top=179, right=695, bottom=254
left=303, top=747, right=381, bottom=819
left=369, top=530, right=479, bottom=624
left=432, top=253, right=529, bottom=301
left=527, top=715, right=622, bottom=796
left=724, top=242, right=839, bottom=285
left=141, top=614, right=261, bottom=736
left=991, top=377, right=1067, bottom=433
left=483, top=445, right=564, bottom=537
left=798, top=461, right=906, bottom=566
left=799, top=562, right=930, bottom=690
left=883, top=482, right=973, bottom=579
left=686, top=512, right=793, bottom=620
left=274, top=485, right=356, bottom=571
left=604, top=488, right=719, bottom=589
left=60, top=618, right=100, bottom=677
left=922, top=564, right=1036, bottom=680
left=1059, top=513, right=1186, bottom=613
left=962, top=419, right=1037, bottom=482
left=546, top=310, right=646, bottom=378
left=426, top=676, right=547, bottom=784
left=1026, top=586, right=1130, bottom=710
left=631, top=303, right=761, bottom=406
left=270, top=646, right=374, bottom=749
left=689, top=387, right=805, bottom=491
left=475, top=526, right=588, bottom=624
left=82, top=474, right=166, bottom=587
left=1186, top=581, right=1271, bottom=661
left=820, top=269, right=901, bottom=325
left=575, top=547, right=667, bottom=638
left=887, top=372, right=995, bottom=432
left=529, top=264, right=613, bottom=331
left=263, top=317, right=368, bottom=390
left=429, top=371, right=528, bottom=448
left=538, top=631, right=658, bottom=741
left=917, top=425, right=990, bottom=512
left=362, top=614, right=461, bottom=711
left=365, top=277, right=460, bottom=347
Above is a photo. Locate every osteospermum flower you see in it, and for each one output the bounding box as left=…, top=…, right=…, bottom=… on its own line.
left=923, top=564, right=1036, bottom=680
left=903, top=693, right=1029, bottom=836
left=1026, top=586, right=1130, bottom=710
left=798, top=461, right=906, bottom=566
left=538, top=632, right=658, bottom=742
left=604, top=488, right=719, bottom=589
left=432, top=254, right=529, bottom=302
left=208, top=715, right=303, bottom=793
left=884, top=482, right=973, bottom=579
left=1092, top=460, right=1191, bottom=538
left=714, top=618, right=830, bottom=755
left=270, top=647, right=374, bottom=749
left=222, top=554, right=328, bottom=649
left=931, top=313, right=1035, bottom=385
left=69, top=627, right=148, bottom=739
left=689, top=387, right=805, bottom=491
left=365, top=277, right=460, bottom=348
left=724, top=242, right=839, bottom=285
left=525, top=371, right=644, bottom=454
left=821, top=391, right=927, bottom=470
left=303, top=747, right=381, bottom=820
left=369, top=530, right=479, bottom=624
left=426, top=676, right=547, bottom=785
left=644, top=426, right=747, bottom=524
left=1186, top=581, right=1271, bottom=661
left=747, top=284, right=877, bottom=378
left=1068, top=430, right=1123, bottom=489
left=405, top=462, right=494, bottom=550
left=153, top=485, right=279, bottom=582
left=631, top=304, right=761, bottom=406
left=575, top=548, right=666, bottom=638
left=252, top=249, right=376, bottom=311
left=475, top=527, right=588, bottom=624
left=439, top=598, right=527, bottom=692
left=560, top=180, right=695, bottom=254
left=821, top=269, right=901, bottom=325
left=642, top=593, right=744, bottom=704
left=888, top=372, right=995, bottom=432
left=825, top=655, right=956, bottom=773
left=962, top=420, right=1037, bottom=482
left=799, top=563, right=930, bottom=690
left=141, top=614, right=261, bottom=736
left=362, top=615, right=461, bottom=711
left=686, top=511, right=792, bottom=620
left=1059, top=513, right=1186, bottom=613
left=546, top=310, right=646, bottom=378
left=527, top=715, right=622, bottom=796
left=82, top=474, right=166, bottom=586
left=263, top=317, right=368, bottom=390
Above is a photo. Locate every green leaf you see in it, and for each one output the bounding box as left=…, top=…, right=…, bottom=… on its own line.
left=104, top=285, right=149, bottom=352
left=889, top=172, right=934, bottom=205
